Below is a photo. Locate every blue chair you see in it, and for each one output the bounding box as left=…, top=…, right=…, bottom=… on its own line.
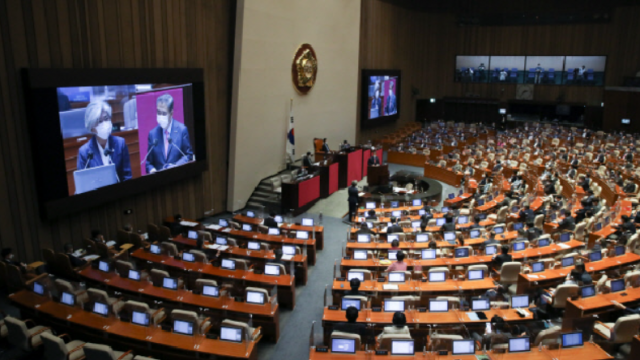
left=547, top=69, right=555, bottom=83
left=587, top=73, right=594, bottom=81
left=587, top=68, right=594, bottom=74
left=528, top=69, right=536, bottom=82
left=567, top=72, right=574, bottom=83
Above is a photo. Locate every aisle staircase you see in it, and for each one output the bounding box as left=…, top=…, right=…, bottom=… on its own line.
left=245, top=167, right=304, bottom=214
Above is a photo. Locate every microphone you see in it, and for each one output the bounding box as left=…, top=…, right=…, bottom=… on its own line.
left=168, top=138, right=188, bottom=158
left=140, top=139, right=158, bottom=164
left=84, top=151, right=94, bottom=169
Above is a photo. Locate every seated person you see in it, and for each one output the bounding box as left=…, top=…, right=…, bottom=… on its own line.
left=365, top=210, right=378, bottom=221
left=356, top=223, right=374, bottom=235
left=1, top=248, right=36, bottom=278
left=334, top=306, right=366, bottom=337
left=481, top=231, right=499, bottom=249
left=264, top=212, right=279, bottom=228
left=386, top=251, right=407, bottom=272
left=170, top=214, right=184, bottom=236
left=428, top=240, right=438, bottom=250
left=518, top=205, right=534, bottom=223
left=568, top=262, right=592, bottom=285
left=390, top=239, right=401, bottom=251
left=377, top=312, right=410, bottom=340
left=493, top=245, right=512, bottom=269
left=345, top=278, right=367, bottom=297
left=613, top=215, right=636, bottom=235
left=386, top=218, right=404, bottom=234
left=555, top=212, right=576, bottom=232
left=456, top=233, right=465, bottom=246
left=469, top=215, right=482, bottom=230
left=64, top=243, right=87, bottom=268
left=472, top=316, right=507, bottom=348
left=441, top=215, right=456, bottom=233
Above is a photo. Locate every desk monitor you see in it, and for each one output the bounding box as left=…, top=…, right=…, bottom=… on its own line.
left=444, top=231, right=456, bottom=242
left=470, top=229, right=481, bottom=238
left=33, top=281, right=44, bottom=295
left=268, top=228, right=280, bottom=235
left=511, top=206, right=520, bottom=213
left=353, top=250, right=368, bottom=260
left=485, top=245, right=497, bottom=256
left=182, top=252, right=195, bottom=262
left=246, top=290, right=265, bottom=305
left=301, top=218, right=314, bottom=226
left=341, top=298, right=361, bottom=311
left=387, top=234, right=399, bottom=243
left=477, top=213, right=487, bottom=220
left=384, top=300, right=405, bottom=312
left=388, top=272, right=405, bottom=282
left=429, top=271, right=446, bottom=282
left=132, top=311, right=150, bottom=326
left=472, top=298, right=490, bottom=311
left=282, top=245, right=297, bottom=255
left=221, top=259, right=236, bottom=270
left=150, top=244, right=161, bottom=254
left=220, top=326, right=244, bottom=343
left=412, top=199, right=422, bottom=206
left=508, top=337, right=531, bottom=353
left=347, top=271, right=365, bottom=282
left=422, top=249, right=436, bottom=260
left=162, top=277, right=178, bottom=290
left=616, top=245, right=626, bottom=256
left=511, top=295, right=529, bottom=308
left=366, top=222, right=374, bottom=229
left=561, top=332, right=583, bottom=348
left=411, top=220, right=421, bottom=229
left=538, top=238, right=550, bottom=247
left=247, top=241, right=261, bottom=250
left=390, top=201, right=399, bottom=208
left=416, top=233, right=429, bottom=243
left=128, top=269, right=141, bottom=281
left=452, top=340, right=475, bottom=355
left=441, top=207, right=450, bottom=213
left=459, top=189, right=463, bottom=195
left=468, top=269, right=484, bottom=280
left=246, top=210, right=255, bottom=218
left=366, top=202, right=376, bottom=209
left=559, top=232, right=571, bottom=243
left=454, top=247, right=469, bottom=258
left=594, top=223, right=602, bottom=231
left=561, top=257, right=574, bottom=268
left=60, top=291, right=75, bottom=306
left=264, top=264, right=281, bottom=276
left=187, top=230, right=198, bottom=239
left=436, top=218, right=446, bottom=226
left=331, top=338, right=356, bottom=354
left=610, top=278, right=625, bottom=293
left=391, top=340, right=415, bottom=355
left=274, top=215, right=283, bottom=223
left=493, top=226, right=504, bottom=234
left=418, top=209, right=426, bottom=216
left=478, top=199, right=486, bottom=206
left=173, top=320, right=194, bottom=336
left=589, top=251, right=602, bottom=262
left=296, top=231, right=309, bottom=240
left=98, top=260, right=110, bottom=272
left=391, top=210, right=402, bottom=218
left=513, top=241, right=526, bottom=252
left=458, top=216, right=468, bottom=225
left=93, top=301, right=109, bottom=317
left=604, top=216, right=610, bottom=225
left=448, top=193, right=455, bottom=200
left=550, top=213, right=557, bottom=221
left=512, top=222, right=524, bottom=231
left=429, top=300, right=449, bottom=312
left=219, top=219, right=229, bottom=227
left=531, top=262, right=545, bottom=273
left=242, top=224, right=252, bottom=232
left=202, top=285, right=219, bottom=297
left=487, top=196, right=493, bottom=202
left=216, top=237, right=227, bottom=245
left=388, top=250, right=398, bottom=260
left=581, top=285, right=596, bottom=298
left=357, top=234, right=371, bottom=243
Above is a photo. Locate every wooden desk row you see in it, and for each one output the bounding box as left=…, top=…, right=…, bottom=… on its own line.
left=10, top=290, right=259, bottom=360
left=423, top=163, right=464, bottom=187
left=232, top=214, right=325, bottom=250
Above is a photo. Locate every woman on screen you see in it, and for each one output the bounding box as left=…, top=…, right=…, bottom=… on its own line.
left=76, top=100, right=132, bottom=183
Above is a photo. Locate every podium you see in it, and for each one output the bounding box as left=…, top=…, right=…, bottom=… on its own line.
left=367, top=164, right=389, bottom=186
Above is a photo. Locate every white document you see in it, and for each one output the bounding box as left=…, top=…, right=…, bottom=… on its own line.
left=358, top=192, right=366, bottom=196
left=206, top=224, right=222, bottom=230
left=282, top=254, right=293, bottom=261
left=222, top=228, right=232, bottom=233
left=141, top=232, right=149, bottom=240
left=83, top=254, right=100, bottom=261
left=180, top=221, right=199, bottom=227
left=527, top=274, right=539, bottom=279
left=217, top=245, right=229, bottom=251
left=106, top=241, right=116, bottom=247
left=466, top=312, right=480, bottom=321
left=382, top=284, right=399, bottom=290
left=557, top=243, right=570, bottom=249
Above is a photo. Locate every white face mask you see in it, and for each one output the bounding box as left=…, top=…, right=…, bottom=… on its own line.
left=96, top=121, right=112, bottom=140
left=157, top=115, right=169, bottom=129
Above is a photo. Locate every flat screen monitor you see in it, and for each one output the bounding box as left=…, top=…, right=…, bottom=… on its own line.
left=188, top=230, right=198, bottom=239
left=513, top=242, right=526, bottom=251
left=33, top=282, right=45, bottom=295
left=357, top=234, right=371, bottom=243
left=221, top=259, right=236, bottom=270
left=499, top=108, right=507, bottom=115
left=220, top=326, right=244, bottom=343
left=559, top=232, right=571, bottom=242
left=296, top=231, right=309, bottom=240
left=468, top=270, right=483, bottom=280
left=418, top=209, right=426, bottom=215
left=422, top=249, right=436, bottom=260
left=365, top=202, right=376, bottom=209
left=411, top=220, right=421, bottom=229
left=384, top=300, right=405, bottom=312
left=485, top=245, right=497, bottom=256
left=581, top=285, right=596, bottom=298
left=444, top=231, right=456, bottom=241
left=448, top=193, right=455, bottom=200
left=458, top=216, right=468, bottom=225
left=512, top=222, right=523, bottom=231
left=282, top=245, right=296, bottom=255
left=487, top=196, right=493, bottom=202
left=509, top=337, right=531, bottom=353
left=470, top=229, right=481, bottom=238
left=247, top=241, right=261, bottom=250
left=412, top=199, right=422, bottom=206
left=347, top=271, right=365, bottom=282
left=429, top=271, right=446, bottom=282
left=274, top=215, right=283, bottom=223
left=219, top=219, right=229, bottom=227
left=550, top=213, right=557, bottom=221
left=202, top=285, right=219, bottom=297
left=478, top=199, right=485, bottom=206
left=610, top=278, right=625, bottom=293
left=472, top=298, right=490, bottom=311
left=616, top=245, right=626, bottom=256
left=182, top=252, right=195, bottom=262
left=511, top=295, right=529, bottom=308
left=454, top=248, right=469, bottom=258
left=246, top=210, right=255, bottom=218
left=131, top=311, right=150, bottom=326
left=493, top=226, right=504, bottom=234
left=241, top=224, right=252, bottom=232
left=589, top=251, right=602, bottom=262
left=128, top=269, right=141, bottom=281
left=511, top=206, right=519, bottom=213
left=173, top=320, right=194, bottom=336
left=150, top=244, right=161, bottom=254
left=331, top=338, right=356, bottom=354
left=98, top=261, right=110, bottom=272
left=594, top=223, right=602, bottom=231
left=562, top=332, right=583, bottom=348
left=93, top=301, right=109, bottom=316
left=477, top=213, right=487, bottom=220
left=441, top=207, right=449, bottom=213
left=60, top=291, right=75, bottom=306
left=391, top=210, right=402, bottom=218
left=452, top=340, right=475, bottom=355
left=162, top=277, right=178, bottom=290
left=531, top=262, right=545, bottom=273
left=215, top=237, right=227, bottom=245
left=246, top=290, right=265, bottom=305
left=267, top=228, right=280, bottom=235
left=538, top=238, right=550, bottom=247
left=301, top=218, right=314, bottom=226
left=387, top=234, right=399, bottom=243
left=432, top=218, right=443, bottom=226
left=429, top=300, right=449, bottom=312
left=622, top=119, right=630, bottom=125
left=341, top=298, right=361, bottom=311
left=366, top=222, right=374, bottom=229
left=391, top=340, right=415, bottom=355
left=416, top=233, right=429, bottom=242
left=388, top=250, right=398, bottom=260
left=561, top=257, right=574, bottom=267
left=390, top=201, right=399, bottom=208
left=388, top=272, right=405, bottom=282
left=353, top=250, right=368, bottom=260
left=264, top=264, right=281, bottom=276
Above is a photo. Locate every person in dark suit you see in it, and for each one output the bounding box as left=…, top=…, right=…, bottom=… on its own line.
left=556, top=213, right=576, bottom=232
left=569, top=263, right=592, bottom=285
left=384, top=82, right=397, bottom=115
left=614, top=215, right=636, bottom=235
left=63, top=243, right=87, bottom=268
left=519, top=205, right=535, bottom=223
left=577, top=175, right=590, bottom=191
left=334, top=306, right=367, bottom=338
left=595, top=151, right=606, bottom=163
left=623, top=180, right=637, bottom=194
left=76, top=100, right=132, bottom=186
left=441, top=215, right=456, bottom=232
left=169, top=214, right=184, bottom=237
left=356, top=223, right=374, bottom=235
left=365, top=210, right=378, bottom=221
left=345, top=278, right=368, bottom=297
left=492, top=160, right=503, bottom=172
left=368, top=152, right=381, bottom=166
left=340, top=140, right=351, bottom=152
left=387, top=218, right=404, bottom=234
left=624, top=150, right=634, bottom=163
left=264, top=213, right=279, bottom=228
left=303, top=151, right=313, bottom=168
left=322, top=138, right=331, bottom=153
left=145, top=94, right=194, bottom=174
left=347, top=180, right=359, bottom=222
left=469, top=215, right=482, bottom=230
left=1, top=248, right=36, bottom=278
left=493, top=245, right=512, bottom=270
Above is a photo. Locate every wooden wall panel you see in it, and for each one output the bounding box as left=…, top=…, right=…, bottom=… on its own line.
left=0, top=0, right=232, bottom=261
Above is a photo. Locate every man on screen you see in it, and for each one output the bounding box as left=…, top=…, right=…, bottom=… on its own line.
left=145, top=94, right=193, bottom=173
left=384, top=81, right=397, bottom=116
left=77, top=100, right=132, bottom=183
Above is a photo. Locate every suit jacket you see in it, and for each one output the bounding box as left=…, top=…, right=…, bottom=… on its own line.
left=387, top=224, right=404, bottom=234
left=322, top=143, right=330, bottom=152
left=303, top=156, right=313, bottom=167
left=595, top=154, right=605, bottom=163
left=368, top=156, right=381, bottom=166
left=557, top=216, right=576, bottom=231
left=145, top=120, right=194, bottom=173
left=77, top=135, right=132, bottom=184
left=264, top=217, right=278, bottom=228
left=385, top=94, right=397, bottom=115
left=519, top=209, right=535, bottom=222
left=68, top=253, right=87, bottom=268
left=347, top=186, right=359, bottom=204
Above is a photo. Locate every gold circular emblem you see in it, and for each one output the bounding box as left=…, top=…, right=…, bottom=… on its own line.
left=292, top=44, right=317, bottom=94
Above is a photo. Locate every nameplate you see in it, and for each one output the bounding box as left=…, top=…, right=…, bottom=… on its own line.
left=343, top=256, right=351, bottom=260
left=336, top=277, right=346, bottom=282
left=421, top=278, right=427, bottom=282
left=328, top=305, right=339, bottom=310
left=372, top=307, right=382, bottom=312
left=438, top=351, right=448, bottom=355
left=418, top=307, right=427, bottom=312
left=315, top=347, right=329, bottom=353
left=377, top=277, right=386, bottom=282
left=173, top=255, right=181, bottom=260
left=375, top=350, right=388, bottom=355
left=234, top=296, right=244, bottom=302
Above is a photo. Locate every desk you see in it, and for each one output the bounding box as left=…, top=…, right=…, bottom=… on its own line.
left=282, top=175, right=321, bottom=215
left=387, top=151, right=428, bottom=168
left=423, top=163, right=463, bottom=187
left=564, top=285, right=640, bottom=331
left=443, top=193, right=472, bottom=208
left=588, top=200, right=632, bottom=247
left=367, top=164, right=389, bottom=186
left=130, top=248, right=297, bottom=309
left=10, top=290, right=260, bottom=360
left=232, top=214, right=325, bottom=250
left=78, top=267, right=281, bottom=342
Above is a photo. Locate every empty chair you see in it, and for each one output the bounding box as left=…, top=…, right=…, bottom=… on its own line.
left=5, top=316, right=52, bottom=351
left=83, top=343, right=134, bottom=360
left=195, top=279, right=218, bottom=293
left=115, top=260, right=145, bottom=279
left=430, top=334, right=464, bottom=352
left=542, top=284, right=579, bottom=309
left=246, top=287, right=270, bottom=303
left=55, top=279, right=89, bottom=304
left=160, top=242, right=178, bottom=256
left=593, top=314, right=640, bottom=344
left=128, top=232, right=149, bottom=249
left=121, top=300, right=166, bottom=326
left=221, top=319, right=261, bottom=341
left=466, top=264, right=488, bottom=278
left=574, top=222, right=586, bottom=242
left=499, top=262, right=522, bottom=294
left=547, top=69, right=555, bottom=82
left=170, top=310, right=211, bottom=336
left=158, top=225, right=171, bottom=240
left=348, top=269, right=373, bottom=281
left=41, top=331, right=86, bottom=360
left=150, top=269, right=184, bottom=289
left=331, top=331, right=361, bottom=351
left=87, top=288, right=124, bottom=314
left=533, top=325, right=561, bottom=346
left=147, top=223, right=160, bottom=242
left=428, top=267, right=450, bottom=278
left=117, top=229, right=130, bottom=246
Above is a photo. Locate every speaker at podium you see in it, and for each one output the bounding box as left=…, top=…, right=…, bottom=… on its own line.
left=367, top=164, right=389, bottom=186
left=74, top=164, right=118, bottom=194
